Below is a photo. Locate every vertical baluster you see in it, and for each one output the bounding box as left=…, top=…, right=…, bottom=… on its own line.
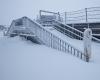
left=65, top=43, right=67, bottom=53
left=62, top=41, right=64, bottom=52
left=57, top=38, right=59, bottom=50
left=60, top=39, right=61, bottom=51
left=74, top=49, right=75, bottom=55
left=77, top=51, right=79, bottom=57
left=71, top=47, right=72, bottom=54
left=63, top=42, right=65, bottom=52
left=51, top=33, right=53, bottom=48
left=58, top=38, right=60, bottom=51
left=48, top=32, right=51, bottom=47
left=80, top=53, right=83, bottom=59
left=53, top=35, right=55, bottom=49
left=68, top=45, right=69, bottom=53
left=55, top=36, right=57, bottom=49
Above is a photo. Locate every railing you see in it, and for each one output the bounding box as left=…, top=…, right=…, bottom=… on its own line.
left=10, top=32, right=36, bottom=37
left=53, top=20, right=83, bottom=40
left=39, top=10, right=60, bottom=22
left=25, top=17, right=89, bottom=62
left=53, top=20, right=100, bottom=43
left=61, top=7, right=100, bottom=24
left=7, top=17, right=90, bottom=62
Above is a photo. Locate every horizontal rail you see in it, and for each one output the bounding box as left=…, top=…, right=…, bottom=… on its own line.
left=92, top=34, right=100, bottom=36
left=67, top=15, right=86, bottom=19
left=92, top=36, right=100, bottom=42
left=53, top=20, right=100, bottom=43
left=40, top=10, right=59, bottom=14
left=10, top=33, right=36, bottom=37
left=61, top=6, right=100, bottom=23
left=54, top=23, right=83, bottom=39
left=54, top=20, right=84, bottom=34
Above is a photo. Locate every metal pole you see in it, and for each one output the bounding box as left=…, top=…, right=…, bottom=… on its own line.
left=65, top=12, right=67, bottom=24
left=39, top=10, right=42, bottom=20
left=58, top=12, right=60, bottom=21
left=85, top=8, right=89, bottom=28
left=85, top=8, right=88, bottom=23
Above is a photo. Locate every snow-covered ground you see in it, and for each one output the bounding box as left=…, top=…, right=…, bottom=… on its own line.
left=0, top=30, right=100, bottom=80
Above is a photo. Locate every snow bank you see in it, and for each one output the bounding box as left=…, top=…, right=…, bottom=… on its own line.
left=0, top=33, right=100, bottom=80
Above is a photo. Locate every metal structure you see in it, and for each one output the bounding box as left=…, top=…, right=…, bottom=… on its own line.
left=38, top=10, right=61, bottom=25
left=61, top=7, right=100, bottom=24
left=6, top=16, right=90, bottom=62
left=6, top=8, right=100, bottom=62
left=60, top=7, right=100, bottom=39
left=53, top=20, right=100, bottom=42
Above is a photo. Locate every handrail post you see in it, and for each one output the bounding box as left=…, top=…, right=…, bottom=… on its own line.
left=65, top=12, right=67, bottom=24
left=58, top=12, right=61, bottom=21
left=85, top=8, right=88, bottom=23
left=84, top=28, right=92, bottom=62
left=85, top=8, right=90, bottom=28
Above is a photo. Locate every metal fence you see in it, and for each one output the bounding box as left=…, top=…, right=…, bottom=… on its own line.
left=60, top=7, right=100, bottom=24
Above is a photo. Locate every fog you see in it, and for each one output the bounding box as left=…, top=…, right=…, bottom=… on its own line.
left=0, top=0, right=100, bottom=25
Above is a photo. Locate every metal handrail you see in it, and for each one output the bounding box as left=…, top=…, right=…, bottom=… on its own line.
left=62, top=6, right=100, bottom=23
left=54, top=20, right=83, bottom=34
left=54, top=20, right=100, bottom=43
left=54, top=23, right=83, bottom=39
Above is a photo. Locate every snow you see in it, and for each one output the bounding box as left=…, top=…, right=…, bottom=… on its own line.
left=0, top=31, right=4, bottom=38
left=0, top=31, right=100, bottom=80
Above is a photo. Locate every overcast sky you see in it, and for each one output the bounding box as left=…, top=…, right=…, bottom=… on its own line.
left=0, top=0, right=100, bottom=25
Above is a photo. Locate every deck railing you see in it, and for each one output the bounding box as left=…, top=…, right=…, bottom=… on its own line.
left=60, top=7, right=100, bottom=24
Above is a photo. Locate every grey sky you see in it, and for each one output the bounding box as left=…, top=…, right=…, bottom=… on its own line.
left=0, top=0, right=100, bottom=25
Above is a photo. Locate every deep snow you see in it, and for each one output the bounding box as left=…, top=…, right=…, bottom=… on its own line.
left=0, top=31, right=100, bottom=80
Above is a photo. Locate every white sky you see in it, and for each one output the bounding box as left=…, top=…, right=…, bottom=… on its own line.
left=0, top=0, right=100, bottom=25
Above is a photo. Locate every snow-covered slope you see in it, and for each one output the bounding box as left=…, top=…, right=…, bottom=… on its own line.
left=0, top=33, right=100, bottom=80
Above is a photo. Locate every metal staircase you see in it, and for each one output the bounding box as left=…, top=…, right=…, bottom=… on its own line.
left=6, top=16, right=90, bottom=62
left=53, top=20, right=100, bottom=43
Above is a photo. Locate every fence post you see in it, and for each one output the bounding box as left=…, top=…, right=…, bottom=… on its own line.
left=85, top=8, right=90, bottom=28
left=85, top=8, right=88, bottom=23
left=65, top=12, right=67, bottom=24
left=39, top=10, right=42, bottom=20
left=58, top=12, right=61, bottom=21
left=84, top=28, right=92, bottom=62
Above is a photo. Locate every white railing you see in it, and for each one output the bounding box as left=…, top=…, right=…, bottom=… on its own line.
left=6, top=17, right=90, bottom=62
left=26, top=17, right=90, bottom=62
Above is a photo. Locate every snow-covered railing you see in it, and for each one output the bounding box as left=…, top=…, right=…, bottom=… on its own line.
left=7, top=17, right=90, bottom=62
left=53, top=20, right=83, bottom=40
left=53, top=20, right=100, bottom=43
left=25, top=17, right=90, bottom=62
left=10, top=32, right=36, bottom=37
